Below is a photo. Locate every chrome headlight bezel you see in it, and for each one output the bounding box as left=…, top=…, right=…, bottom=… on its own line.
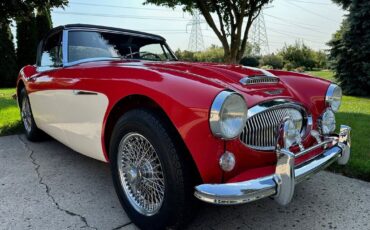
left=209, top=90, right=248, bottom=140
left=326, top=83, right=342, bottom=112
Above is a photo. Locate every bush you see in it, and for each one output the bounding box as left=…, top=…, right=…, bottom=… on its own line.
left=295, top=66, right=306, bottom=73
left=239, top=56, right=259, bottom=67
left=283, top=63, right=294, bottom=71
left=175, top=45, right=224, bottom=63
left=260, top=65, right=273, bottom=70
left=278, top=41, right=317, bottom=70
left=260, top=54, right=284, bottom=69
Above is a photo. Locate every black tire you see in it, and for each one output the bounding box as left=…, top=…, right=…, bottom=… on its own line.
left=19, top=88, right=44, bottom=141
left=109, top=109, right=198, bottom=230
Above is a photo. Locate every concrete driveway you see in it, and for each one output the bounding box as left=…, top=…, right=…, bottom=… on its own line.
left=0, top=135, right=369, bottom=230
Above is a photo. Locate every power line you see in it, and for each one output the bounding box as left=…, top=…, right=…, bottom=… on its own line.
left=282, top=1, right=338, bottom=23
left=265, top=20, right=326, bottom=34
left=267, top=27, right=324, bottom=40
left=264, top=13, right=327, bottom=34
left=70, top=1, right=181, bottom=12
left=284, top=0, right=332, bottom=6
left=53, top=11, right=190, bottom=21
left=267, top=30, right=324, bottom=44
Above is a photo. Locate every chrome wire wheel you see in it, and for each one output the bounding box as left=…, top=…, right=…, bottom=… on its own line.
left=21, top=96, right=32, bottom=133
left=117, top=132, right=165, bottom=216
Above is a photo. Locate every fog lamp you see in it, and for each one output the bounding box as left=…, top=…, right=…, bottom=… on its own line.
left=219, top=151, right=236, bottom=172
left=320, top=109, right=336, bottom=135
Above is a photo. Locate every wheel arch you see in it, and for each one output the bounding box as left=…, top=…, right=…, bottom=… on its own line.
left=103, top=94, right=202, bottom=183
left=16, top=80, right=26, bottom=106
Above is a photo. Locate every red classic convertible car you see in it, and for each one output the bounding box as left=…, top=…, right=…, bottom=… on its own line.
left=17, top=24, right=351, bottom=229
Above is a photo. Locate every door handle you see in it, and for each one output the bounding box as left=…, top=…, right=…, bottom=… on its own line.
left=73, top=90, right=98, bottom=95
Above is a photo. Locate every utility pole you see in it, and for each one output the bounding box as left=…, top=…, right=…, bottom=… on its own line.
left=187, top=10, right=205, bottom=52
left=250, top=10, right=270, bottom=56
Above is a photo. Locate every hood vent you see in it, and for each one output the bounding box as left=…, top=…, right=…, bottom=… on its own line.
left=239, top=75, right=279, bottom=85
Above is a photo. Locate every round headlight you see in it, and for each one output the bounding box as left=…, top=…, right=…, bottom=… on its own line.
left=287, top=109, right=303, bottom=131
left=326, top=84, right=342, bottom=112
left=321, top=109, right=336, bottom=134
left=210, top=91, right=248, bottom=139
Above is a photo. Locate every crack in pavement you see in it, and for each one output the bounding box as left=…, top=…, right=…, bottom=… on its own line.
left=17, top=135, right=98, bottom=230
left=111, top=222, right=133, bottom=230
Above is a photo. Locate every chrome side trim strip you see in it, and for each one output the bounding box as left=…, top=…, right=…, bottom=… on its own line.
left=73, top=90, right=98, bottom=95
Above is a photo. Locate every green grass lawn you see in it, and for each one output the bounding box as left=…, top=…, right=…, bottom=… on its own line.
left=308, top=71, right=370, bottom=181
left=307, top=70, right=337, bottom=82
left=1, top=72, right=369, bottom=181
left=0, top=88, right=22, bottom=136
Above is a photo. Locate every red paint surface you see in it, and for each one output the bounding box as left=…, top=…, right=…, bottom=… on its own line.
left=17, top=61, right=331, bottom=183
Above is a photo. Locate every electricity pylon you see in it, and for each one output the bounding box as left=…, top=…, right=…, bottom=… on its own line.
left=187, top=10, right=205, bottom=52
left=250, top=10, right=270, bottom=55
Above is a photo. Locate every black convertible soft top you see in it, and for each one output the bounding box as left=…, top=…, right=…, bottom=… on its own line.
left=44, top=24, right=165, bottom=42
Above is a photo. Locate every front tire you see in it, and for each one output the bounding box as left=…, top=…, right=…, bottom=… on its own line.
left=109, top=109, right=197, bottom=229
left=19, top=89, right=44, bottom=141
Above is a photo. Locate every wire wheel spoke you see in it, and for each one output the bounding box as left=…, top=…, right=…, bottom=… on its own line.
left=117, top=133, right=165, bottom=216
left=22, top=97, right=32, bottom=132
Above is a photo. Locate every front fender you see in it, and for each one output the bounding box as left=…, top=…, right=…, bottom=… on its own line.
left=83, top=66, right=227, bottom=183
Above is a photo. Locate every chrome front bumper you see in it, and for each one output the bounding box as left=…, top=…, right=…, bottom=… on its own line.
left=194, top=125, right=351, bottom=206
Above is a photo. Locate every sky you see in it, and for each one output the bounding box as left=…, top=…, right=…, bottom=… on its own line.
left=48, top=0, right=346, bottom=54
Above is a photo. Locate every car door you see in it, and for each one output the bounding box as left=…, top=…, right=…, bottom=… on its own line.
left=28, top=30, right=72, bottom=147
left=57, top=30, right=109, bottom=161
left=29, top=29, right=109, bottom=162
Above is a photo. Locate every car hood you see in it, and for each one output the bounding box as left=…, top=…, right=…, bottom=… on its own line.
left=80, top=60, right=329, bottom=110
left=134, top=61, right=302, bottom=107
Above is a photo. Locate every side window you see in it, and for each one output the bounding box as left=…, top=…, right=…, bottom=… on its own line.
left=40, top=32, right=62, bottom=67
left=68, top=31, right=121, bottom=63
left=139, top=43, right=168, bottom=60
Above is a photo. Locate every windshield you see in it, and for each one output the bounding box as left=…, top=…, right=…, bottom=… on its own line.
left=68, top=30, right=177, bottom=63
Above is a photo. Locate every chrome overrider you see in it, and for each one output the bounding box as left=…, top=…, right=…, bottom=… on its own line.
left=194, top=124, right=351, bottom=206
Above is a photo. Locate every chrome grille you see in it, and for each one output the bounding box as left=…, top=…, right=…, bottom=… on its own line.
left=240, top=107, right=304, bottom=150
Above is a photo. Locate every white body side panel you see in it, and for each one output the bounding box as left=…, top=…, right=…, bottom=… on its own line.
left=29, top=90, right=109, bottom=162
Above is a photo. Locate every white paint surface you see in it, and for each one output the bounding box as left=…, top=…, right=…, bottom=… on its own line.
left=29, top=90, right=109, bottom=161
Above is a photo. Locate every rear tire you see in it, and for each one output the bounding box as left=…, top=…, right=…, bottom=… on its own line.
left=19, top=89, right=44, bottom=141
left=109, top=109, right=197, bottom=230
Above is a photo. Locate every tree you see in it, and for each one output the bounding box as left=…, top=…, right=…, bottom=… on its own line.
left=328, top=0, right=370, bottom=96
left=0, top=23, right=17, bottom=87
left=144, top=0, right=272, bottom=64
left=16, top=12, right=38, bottom=69
left=36, top=6, right=53, bottom=43
left=0, top=0, right=68, bottom=86
left=0, top=0, right=67, bottom=24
